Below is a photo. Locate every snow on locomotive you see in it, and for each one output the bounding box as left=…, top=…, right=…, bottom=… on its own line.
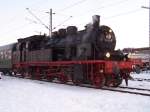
left=0, top=15, right=133, bottom=88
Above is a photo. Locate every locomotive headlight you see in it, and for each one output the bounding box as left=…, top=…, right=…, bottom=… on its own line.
left=127, top=53, right=132, bottom=58
left=106, top=52, right=111, bottom=58
left=109, top=29, right=112, bottom=33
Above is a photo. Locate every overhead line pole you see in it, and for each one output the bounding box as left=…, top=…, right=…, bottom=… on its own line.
left=50, top=9, right=52, bottom=37
left=46, top=9, right=53, bottom=37
left=26, top=8, right=53, bottom=37
left=141, top=1, right=150, bottom=66
left=141, top=5, right=150, bottom=48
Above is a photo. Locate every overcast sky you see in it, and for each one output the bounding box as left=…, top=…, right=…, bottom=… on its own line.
left=0, top=0, right=149, bottom=49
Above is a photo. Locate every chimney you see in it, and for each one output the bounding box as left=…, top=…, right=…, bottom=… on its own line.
left=92, top=15, right=100, bottom=28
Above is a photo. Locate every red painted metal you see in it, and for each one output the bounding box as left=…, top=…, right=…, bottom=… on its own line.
left=130, top=58, right=143, bottom=66
left=12, top=59, right=135, bottom=88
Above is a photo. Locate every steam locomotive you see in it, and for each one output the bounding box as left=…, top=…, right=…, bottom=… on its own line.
left=0, top=15, right=132, bottom=88
left=47, top=15, right=123, bottom=61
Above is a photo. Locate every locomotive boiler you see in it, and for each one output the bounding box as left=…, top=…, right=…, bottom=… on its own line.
left=0, top=15, right=133, bottom=88
left=47, top=15, right=116, bottom=61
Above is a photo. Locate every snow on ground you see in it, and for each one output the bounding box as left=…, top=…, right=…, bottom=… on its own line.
left=131, top=71, right=150, bottom=79
left=121, top=71, right=150, bottom=89
left=0, top=72, right=150, bottom=112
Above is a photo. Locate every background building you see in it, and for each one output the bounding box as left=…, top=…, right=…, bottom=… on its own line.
left=123, top=47, right=150, bottom=63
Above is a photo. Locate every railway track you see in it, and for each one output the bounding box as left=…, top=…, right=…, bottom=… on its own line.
left=133, top=78, right=150, bottom=82
left=56, top=82, right=150, bottom=97
left=46, top=80, right=150, bottom=97
left=6, top=75, right=150, bottom=97
left=118, top=86, right=150, bottom=91
left=101, top=86, right=150, bottom=97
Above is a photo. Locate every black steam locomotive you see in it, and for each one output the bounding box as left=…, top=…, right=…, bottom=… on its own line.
left=47, top=15, right=117, bottom=61
left=0, top=15, right=130, bottom=87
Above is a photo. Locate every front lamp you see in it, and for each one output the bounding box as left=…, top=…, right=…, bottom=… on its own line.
left=127, top=53, right=132, bottom=58
left=109, top=29, right=112, bottom=33
left=106, top=52, right=111, bottom=58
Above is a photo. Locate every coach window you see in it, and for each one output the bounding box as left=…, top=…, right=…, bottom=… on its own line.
left=0, top=52, right=1, bottom=59
left=8, top=50, right=12, bottom=59
left=1, top=52, right=4, bottom=59
left=17, top=43, right=21, bottom=51
left=4, top=51, right=7, bottom=59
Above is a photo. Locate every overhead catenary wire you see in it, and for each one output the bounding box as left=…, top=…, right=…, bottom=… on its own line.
left=56, top=0, right=131, bottom=28
left=73, top=0, right=130, bottom=18
left=0, top=23, right=32, bottom=37
left=104, top=8, right=142, bottom=19
left=0, top=8, right=49, bottom=37
left=0, top=0, right=87, bottom=41
left=62, top=8, right=143, bottom=29
left=53, top=16, right=73, bottom=30
left=25, top=17, right=38, bottom=24
left=15, top=1, right=144, bottom=30
left=0, top=0, right=130, bottom=35
left=0, top=0, right=49, bottom=29
left=57, top=0, right=88, bottom=12
left=26, top=8, right=49, bottom=30
left=59, top=0, right=142, bottom=28
left=0, top=0, right=144, bottom=39
left=1, top=0, right=87, bottom=36
left=45, top=0, right=88, bottom=30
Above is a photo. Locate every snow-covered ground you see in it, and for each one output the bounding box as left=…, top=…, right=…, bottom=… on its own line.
left=0, top=72, right=150, bottom=112
left=121, top=71, right=150, bottom=89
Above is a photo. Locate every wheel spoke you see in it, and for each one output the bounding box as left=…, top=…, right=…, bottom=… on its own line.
left=93, top=74, right=105, bottom=88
